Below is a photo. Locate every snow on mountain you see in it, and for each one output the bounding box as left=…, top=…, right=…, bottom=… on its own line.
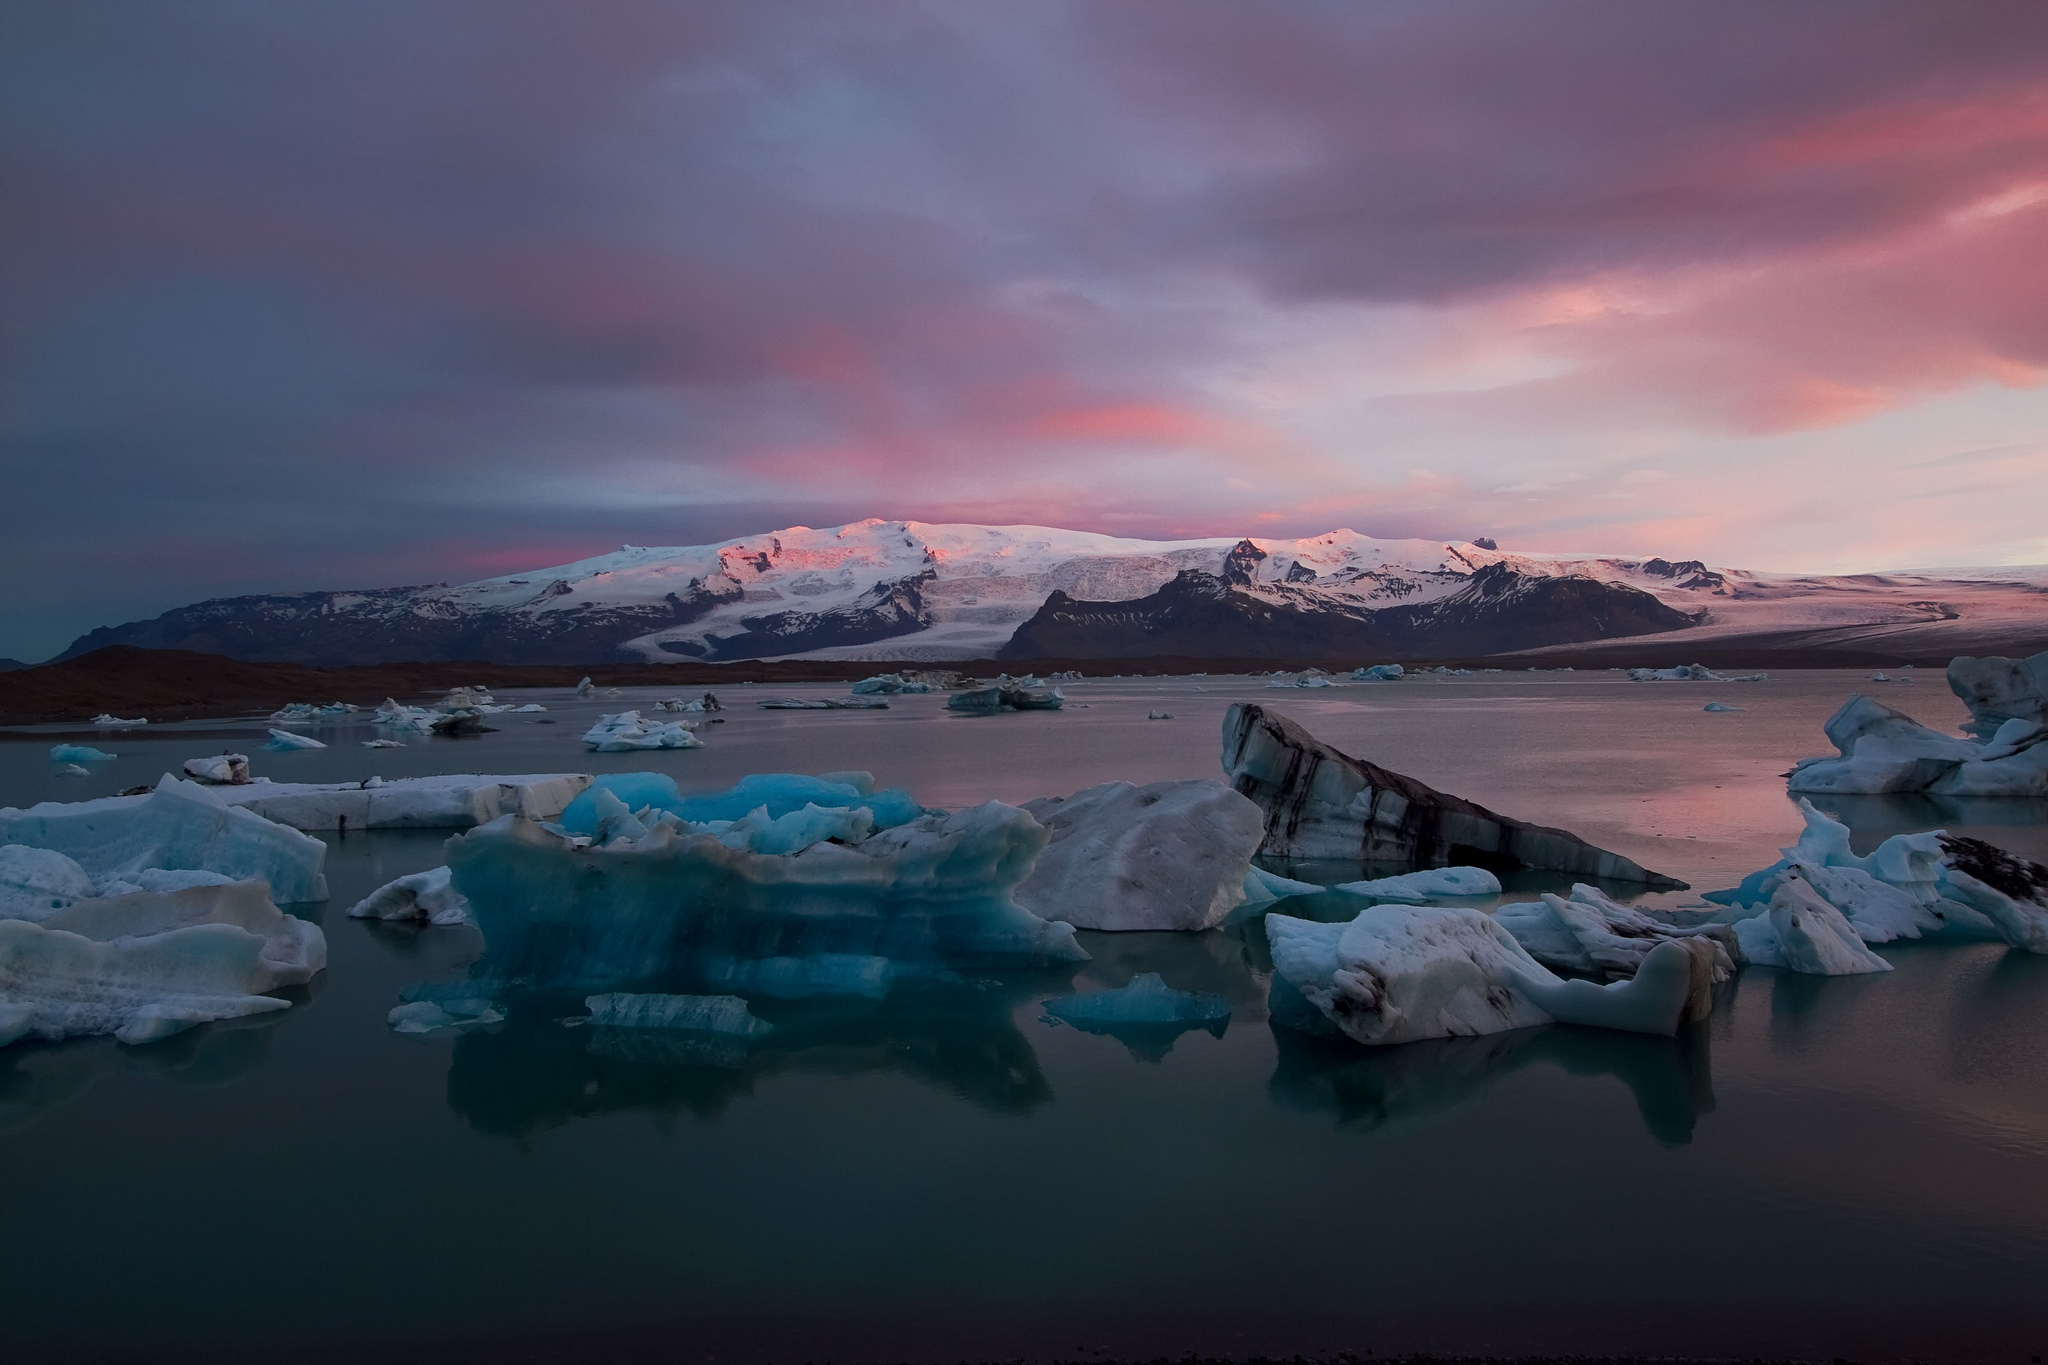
left=54, top=518, right=2048, bottom=666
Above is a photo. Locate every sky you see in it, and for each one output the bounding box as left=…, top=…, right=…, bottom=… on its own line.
left=5, top=1, right=2048, bottom=661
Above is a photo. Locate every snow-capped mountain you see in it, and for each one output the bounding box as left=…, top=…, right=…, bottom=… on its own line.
left=57, top=519, right=2048, bottom=665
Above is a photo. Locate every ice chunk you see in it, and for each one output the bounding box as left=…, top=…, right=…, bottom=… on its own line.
left=349, top=866, right=472, bottom=925
left=1237, top=866, right=1323, bottom=907
left=388, top=998, right=503, bottom=1034
left=373, top=698, right=438, bottom=733
left=1351, top=664, right=1405, bottom=681
left=1042, top=973, right=1229, bottom=1026
left=212, top=772, right=590, bottom=831
left=92, top=714, right=146, bottom=729
left=557, top=772, right=923, bottom=837
left=850, top=674, right=931, bottom=695
left=581, top=711, right=703, bottom=751
left=1627, top=665, right=1721, bottom=681
left=1223, top=703, right=1683, bottom=886
left=1146, top=710, right=1172, bottom=720
left=1016, top=779, right=1265, bottom=932
left=0, top=846, right=97, bottom=923
left=54, top=764, right=89, bottom=777
left=48, top=745, right=115, bottom=764
left=1786, top=694, right=2047, bottom=797
left=1934, top=836, right=2048, bottom=953
left=1335, top=866, right=1501, bottom=901
left=0, top=881, right=325, bottom=1047
left=1493, top=884, right=1735, bottom=981
left=757, top=695, right=890, bottom=710
left=362, top=739, right=404, bottom=748
left=264, top=729, right=327, bottom=752
left=947, top=684, right=1063, bottom=713
left=1265, top=904, right=1714, bottom=1046
left=182, top=754, right=249, bottom=785
left=0, top=776, right=328, bottom=902
left=514, top=703, right=547, bottom=713
left=1947, top=650, right=2048, bottom=739
left=1730, top=873, right=1893, bottom=975
left=1703, top=701, right=1743, bottom=713
left=576, top=676, right=595, bottom=697
left=441, top=800, right=1085, bottom=998
left=583, top=992, right=772, bottom=1037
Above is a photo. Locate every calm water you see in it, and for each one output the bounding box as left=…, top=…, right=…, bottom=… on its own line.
left=4, top=670, right=2046, bottom=1363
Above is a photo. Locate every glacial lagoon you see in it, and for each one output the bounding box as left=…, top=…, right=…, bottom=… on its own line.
left=4, top=669, right=2047, bottom=1362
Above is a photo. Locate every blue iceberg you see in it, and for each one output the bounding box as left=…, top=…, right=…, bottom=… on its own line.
left=556, top=771, right=926, bottom=838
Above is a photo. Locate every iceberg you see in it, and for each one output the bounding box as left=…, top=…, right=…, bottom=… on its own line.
left=556, top=772, right=924, bottom=837
left=580, top=711, right=703, bottom=751
left=1627, top=665, right=1719, bottom=681
left=1236, top=865, right=1323, bottom=907
left=210, top=772, right=590, bottom=832
left=583, top=992, right=772, bottom=1037
left=48, top=745, right=115, bottom=764
left=1703, top=701, right=1743, bottom=713
left=348, top=866, right=471, bottom=925
left=389, top=998, right=503, bottom=1034
left=182, top=754, right=249, bottom=785
left=850, top=674, right=932, bottom=695
left=1947, top=649, right=2048, bottom=739
left=947, top=683, right=1064, bottom=714
left=1, top=776, right=328, bottom=902
left=757, top=695, right=890, bottom=710
left=1728, top=872, right=1893, bottom=974
left=0, top=881, right=325, bottom=1047
left=440, top=797, right=1085, bottom=999
left=576, top=676, right=596, bottom=698
left=1223, top=703, right=1683, bottom=886
left=1265, top=903, right=1718, bottom=1046
left=1785, top=694, right=2046, bottom=796
left=264, top=729, right=327, bottom=752
left=92, top=714, right=146, bottom=729
left=373, top=698, right=438, bottom=733
left=0, top=846, right=98, bottom=922
left=1335, top=866, right=1501, bottom=901
left=1041, top=973, right=1229, bottom=1026
left=1493, top=884, right=1736, bottom=981
left=1351, top=664, right=1405, bottom=681
left=1015, top=779, right=1265, bottom=932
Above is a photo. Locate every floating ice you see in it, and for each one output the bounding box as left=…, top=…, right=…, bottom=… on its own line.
left=947, top=684, right=1064, bottom=713
left=514, top=703, right=547, bottom=713
left=1786, top=694, right=2047, bottom=796
left=55, top=764, right=89, bottom=777
left=1147, top=711, right=1172, bottom=720
left=1, top=776, right=328, bottom=902
left=1335, top=866, right=1501, bottom=901
left=264, top=729, right=326, bottom=752
left=48, top=745, right=114, bottom=764
left=0, top=846, right=97, bottom=922
left=269, top=702, right=357, bottom=723
left=850, top=674, right=932, bottom=695
left=576, top=676, right=595, bottom=698
left=92, top=715, right=146, bottom=729
left=1017, top=779, right=1265, bottom=932
left=373, top=698, right=438, bottom=733
left=388, top=998, right=503, bottom=1034
left=349, top=866, right=472, bottom=925
left=1493, top=884, right=1735, bottom=981
left=1268, top=671, right=1335, bottom=689
left=1948, top=650, right=2048, bottom=739
left=182, top=754, right=249, bottom=785
left=211, top=771, right=590, bottom=832
left=1224, top=703, right=1683, bottom=886
left=1628, top=665, right=1719, bottom=681
left=1703, top=701, right=1743, bottom=713
left=1351, top=664, right=1405, bottom=681
left=362, top=739, right=405, bottom=749
left=1236, top=865, right=1323, bottom=907
left=1042, top=973, right=1229, bottom=1026
left=583, top=992, right=772, bottom=1037
left=1265, top=904, right=1717, bottom=1046
left=441, top=798, right=1084, bottom=999
left=581, top=711, right=703, bottom=751
left=757, top=695, right=889, bottom=710
left=557, top=772, right=923, bottom=837
left=0, top=881, right=325, bottom=1047
left=1730, top=872, right=1893, bottom=974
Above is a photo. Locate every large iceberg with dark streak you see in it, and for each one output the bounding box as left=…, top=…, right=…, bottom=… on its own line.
left=441, top=796, right=1085, bottom=1001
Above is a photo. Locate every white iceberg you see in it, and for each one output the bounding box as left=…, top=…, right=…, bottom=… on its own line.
left=1335, top=866, right=1501, bottom=901
left=212, top=771, right=591, bottom=832
left=1493, top=883, right=1735, bottom=981
left=575, top=677, right=595, bottom=698
left=373, top=698, right=439, bottom=733
left=388, top=998, right=503, bottom=1034
left=1, top=776, right=328, bottom=902
left=92, top=714, right=147, bottom=729
left=264, top=729, right=327, bottom=752
left=583, top=991, right=772, bottom=1037
left=182, top=754, right=249, bottom=785
left=581, top=711, right=703, bottom=751
left=0, top=880, right=325, bottom=1047
left=1728, top=872, right=1893, bottom=975
left=1042, top=973, right=1229, bottom=1026
left=1016, top=779, right=1265, bottom=932
left=348, top=866, right=472, bottom=925
left=1266, top=904, right=1718, bottom=1045
left=1785, top=694, right=2046, bottom=797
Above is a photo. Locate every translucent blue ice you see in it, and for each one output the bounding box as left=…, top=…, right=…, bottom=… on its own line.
left=48, top=745, right=115, bottom=764
left=558, top=771, right=924, bottom=837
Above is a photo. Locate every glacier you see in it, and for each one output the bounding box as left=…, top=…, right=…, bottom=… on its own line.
left=0, top=880, right=325, bottom=1047
left=1, top=776, right=328, bottom=902
left=1015, top=779, right=1266, bottom=932
left=1265, top=904, right=1719, bottom=1046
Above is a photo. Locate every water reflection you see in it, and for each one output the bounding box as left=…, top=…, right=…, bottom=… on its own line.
left=0, top=1010, right=292, bottom=1133
left=445, top=980, right=1061, bottom=1141
left=1269, top=1018, right=1716, bottom=1146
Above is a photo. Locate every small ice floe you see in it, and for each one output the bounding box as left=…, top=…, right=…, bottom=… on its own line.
left=373, top=698, right=438, bottom=733
left=269, top=702, right=357, bottom=723
left=362, top=739, right=405, bottom=748
left=182, top=753, right=250, bottom=785
left=1267, top=670, right=1336, bottom=689
left=1335, top=866, right=1501, bottom=901
left=92, top=714, right=146, bottom=729
left=1042, top=974, right=1229, bottom=1027
left=1351, top=664, right=1405, bottom=681
left=54, top=764, right=90, bottom=777
left=49, top=744, right=115, bottom=764
left=575, top=677, right=595, bottom=698
left=388, top=998, right=503, bottom=1035
left=264, top=729, right=326, bottom=751
left=1703, top=701, right=1744, bottom=712
left=513, top=704, right=547, bottom=713
left=757, top=695, right=890, bottom=710
left=1147, top=710, right=1172, bottom=720
left=581, top=711, right=702, bottom=750
left=348, top=866, right=471, bottom=925
left=1018, top=779, right=1265, bottom=932
left=0, top=880, right=325, bottom=1047
left=1267, top=904, right=1721, bottom=1046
